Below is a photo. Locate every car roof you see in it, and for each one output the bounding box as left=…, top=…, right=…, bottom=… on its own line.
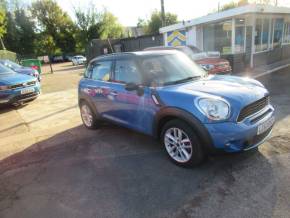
left=90, top=50, right=179, bottom=63
left=144, top=46, right=188, bottom=51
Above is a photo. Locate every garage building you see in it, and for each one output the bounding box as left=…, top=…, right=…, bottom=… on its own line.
left=159, top=4, right=290, bottom=72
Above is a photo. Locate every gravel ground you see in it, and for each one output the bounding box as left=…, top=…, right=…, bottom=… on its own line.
left=0, top=66, right=289, bottom=218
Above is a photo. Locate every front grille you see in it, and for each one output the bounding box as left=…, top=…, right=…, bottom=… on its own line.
left=237, top=96, right=270, bottom=122
left=9, top=81, right=36, bottom=89
left=13, top=92, right=38, bottom=101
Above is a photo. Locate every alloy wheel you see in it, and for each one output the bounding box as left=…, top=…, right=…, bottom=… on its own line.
left=81, top=104, right=93, bottom=127
left=164, top=127, right=193, bottom=163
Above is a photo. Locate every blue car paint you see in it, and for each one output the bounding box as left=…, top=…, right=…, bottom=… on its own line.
left=0, top=60, right=41, bottom=81
left=79, top=59, right=274, bottom=153
left=0, top=72, right=40, bottom=104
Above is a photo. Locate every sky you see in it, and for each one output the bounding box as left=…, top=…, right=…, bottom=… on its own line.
left=55, top=0, right=238, bottom=26
left=56, top=0, right=290, bottom=26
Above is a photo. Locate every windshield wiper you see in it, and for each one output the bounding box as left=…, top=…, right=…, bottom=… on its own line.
left=164, top=76, right=201, bottom=85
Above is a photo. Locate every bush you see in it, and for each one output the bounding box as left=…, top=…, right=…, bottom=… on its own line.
left=0, top=50, right=17, bottom=61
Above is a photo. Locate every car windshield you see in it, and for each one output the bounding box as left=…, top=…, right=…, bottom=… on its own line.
left=139, top=53, right=206, bottom=86
left=0, top=60, right=22, bottom=70
left=0, top=63, right=15, bottom=74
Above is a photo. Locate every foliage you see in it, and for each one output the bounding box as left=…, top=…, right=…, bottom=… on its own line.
left=0, top=0, right=125, bottom=56
left=219, top=0, right=275, bottom=11
left=34, top=34, right=57, bottom=56
left=0, top=0, right=6, bottom=40
left=98, top=10, right=124, bottom=40
left=74, top=7, right=124, bottom=52
left=138, top=10, right=178, bottom=34
left=31, top=0, right=76, bottom=53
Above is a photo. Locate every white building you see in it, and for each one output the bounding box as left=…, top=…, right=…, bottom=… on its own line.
left=160, top=4, right=290, bottom=71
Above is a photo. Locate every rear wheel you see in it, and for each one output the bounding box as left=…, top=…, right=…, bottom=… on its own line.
left=161, top=119, right=205, bottom=167
left=80, top=101, right=99, bottom=129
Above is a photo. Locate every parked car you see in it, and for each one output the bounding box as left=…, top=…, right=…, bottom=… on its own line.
left=52, top=55, right=64, bottom=63
left=78, top=51, right=274, bottom=167
left=0, top=64, right=40, bottom=106
left=0, top=59, right=41, bottom=82
left=72, top=55, right=87, bottom=66
left=144, top=45, right=232, bottom=75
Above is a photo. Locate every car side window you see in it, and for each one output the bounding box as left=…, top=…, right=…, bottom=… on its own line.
left=114, top=59, right=142, bottom=84
left=91, top=61, right=112, bottom=81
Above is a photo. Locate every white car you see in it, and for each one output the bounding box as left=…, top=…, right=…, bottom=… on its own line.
left=72, top=55, right=87, bottom=66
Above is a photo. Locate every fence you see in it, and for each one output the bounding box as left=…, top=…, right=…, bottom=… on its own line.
left=87, top=34, right=163, bottom=62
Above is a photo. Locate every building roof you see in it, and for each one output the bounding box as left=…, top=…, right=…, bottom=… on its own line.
left=159, top=4, right=290, bottom=33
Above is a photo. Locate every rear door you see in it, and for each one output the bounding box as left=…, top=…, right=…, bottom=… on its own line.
left=83, top=60, right=115, bottom=116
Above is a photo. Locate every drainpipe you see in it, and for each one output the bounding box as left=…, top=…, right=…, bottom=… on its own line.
left=251, top=14, right=256, bottom=68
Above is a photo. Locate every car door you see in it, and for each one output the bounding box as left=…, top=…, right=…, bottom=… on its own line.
left=83, top=60, right=115, bottom=116
left=107, top=57, right=155, bottom=133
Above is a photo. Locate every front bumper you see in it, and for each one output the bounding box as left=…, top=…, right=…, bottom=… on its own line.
left=0, top=85, right=41, bottom=105
left=204, top=105, right=275, bottom=152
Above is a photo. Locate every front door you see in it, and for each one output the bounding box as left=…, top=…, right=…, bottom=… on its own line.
left=106, top=58, right=155, bottom=133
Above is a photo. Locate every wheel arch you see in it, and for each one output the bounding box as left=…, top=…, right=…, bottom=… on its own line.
left=153, top=107, right=214, bottom=152
left=78, top=96, right=100, bottom=119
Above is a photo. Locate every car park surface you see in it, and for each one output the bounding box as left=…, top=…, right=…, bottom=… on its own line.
left=0, top=64, right=289, bottom=218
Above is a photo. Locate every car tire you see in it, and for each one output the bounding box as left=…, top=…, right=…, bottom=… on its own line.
left=80, top=101, right=99, bottom=129
left=161, top=119, right=205, bottom=167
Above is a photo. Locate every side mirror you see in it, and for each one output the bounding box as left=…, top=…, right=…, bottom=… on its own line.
left=125, top=82, right=139, bottom=91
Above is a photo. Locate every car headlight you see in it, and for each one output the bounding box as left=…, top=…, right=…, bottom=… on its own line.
left=200, top=64, right=214, bottom=71
left=197, top=98, right=230, bottom=120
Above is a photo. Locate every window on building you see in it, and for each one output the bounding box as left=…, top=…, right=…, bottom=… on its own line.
left=273, top=18, right=284, bottom=47
left=203, top=20, right=232, bottom=54
left=255, top=18, right=270, bottom=52
left=283, top=22, right=290, bottom=44
left=235, top=18, right=245, bottom=53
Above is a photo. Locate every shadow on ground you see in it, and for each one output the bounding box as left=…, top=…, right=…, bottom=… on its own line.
left=53, top=65, right=85, bottom=73
left=0, top=123, right=277, bottom=218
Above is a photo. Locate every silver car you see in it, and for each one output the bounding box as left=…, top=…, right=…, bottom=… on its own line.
left=72, top=55, right=87, bottom=66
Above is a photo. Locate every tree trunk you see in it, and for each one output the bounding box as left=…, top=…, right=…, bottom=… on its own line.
left=0, top=37, right=6, bottom=50
left=49, top=56, right=53, bottom=74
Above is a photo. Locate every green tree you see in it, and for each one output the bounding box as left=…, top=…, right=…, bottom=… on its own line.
left=98, top=10, right=124, bottom=40
left=74, top=7, right=124, bottom=52
left=3, top=6, right=36, bottom=55
left=140, top=11, right=178, bottom=34
left=0, top=0, right=6, bottom=49
left=74, top=5, right=101, bottom=52
left=34, top=34, right=56, bottom=73
left=31, top=0, right=76, bottom=54
left=219, top=0, right=274, bottom=11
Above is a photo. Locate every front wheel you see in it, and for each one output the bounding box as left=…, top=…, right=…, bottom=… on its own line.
left=161, top=119, right=205, bottom=167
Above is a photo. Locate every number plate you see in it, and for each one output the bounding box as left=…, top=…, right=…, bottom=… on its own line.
left=257, top=116, right=275, bottom=135
left=21, top=88, right=34, bottom=95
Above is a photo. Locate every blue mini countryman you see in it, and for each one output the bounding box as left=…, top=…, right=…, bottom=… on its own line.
left=78, top=51, right=275, bottom=167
